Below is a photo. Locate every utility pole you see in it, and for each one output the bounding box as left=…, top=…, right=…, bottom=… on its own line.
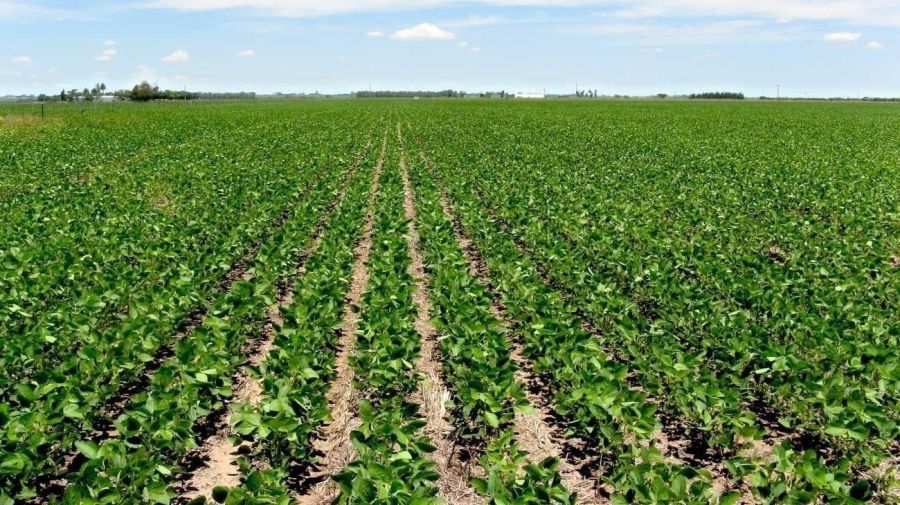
left=776, top=85, right=780, bottom=100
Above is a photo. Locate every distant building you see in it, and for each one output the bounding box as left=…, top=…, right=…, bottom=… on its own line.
left=98, top=95, right=119, bottom=103
left=514, top=92, right=545, bottom=99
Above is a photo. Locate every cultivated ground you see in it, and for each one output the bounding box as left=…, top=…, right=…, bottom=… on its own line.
left=0, top=99, right=897, bottom=504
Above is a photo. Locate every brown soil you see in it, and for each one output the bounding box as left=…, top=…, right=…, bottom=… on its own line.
left=399, top=130, right=482, bottom=504
left=464, top=190, right=758, bottom=500
left=766, top=245, right=787, bottom=265
left=871, top=454, right=899, bottom=502
left=295, top=134, right=387, bottom=504
left=1, top=114, right=49, bottom=126
left=179, top=136, right=376, bottom=503
left=436, top=192, right=606, bottom=504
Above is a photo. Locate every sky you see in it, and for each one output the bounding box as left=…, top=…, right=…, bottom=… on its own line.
left=1, top=0, right=898, bottom=97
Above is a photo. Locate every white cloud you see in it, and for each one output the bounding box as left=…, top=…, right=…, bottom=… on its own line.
left=10, top=56, right=31, bottom=64
left=135, top=64, right=155, bottom=79
left=823, top=31, right=861, bottom=42
left=390, top=23, right=454, bottom=40
left=0, top=0, right=80, bottom=21
left=611, top=5, right=670, bottom=18
left=574, top=19, right=802, bottom=46
left=235, top=49, right=256, bottom=57
left=137, top=1, right=900, bottom=27
left=366, top=30, right=384, bottom=37
left=103, top=39, right=116, bottom=46
left=444, top=15, right=502, bottom=27
left=694, top=51, right=721, bottom=60
left=161, top=49, right=190, bottom=63
left=455, top=40, right=480, bottom=52
left=866, top=41, right=884, bottom=49
left=95, top=48, right=119, bottom=61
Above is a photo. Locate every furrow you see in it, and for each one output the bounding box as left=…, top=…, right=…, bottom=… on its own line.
left=293, top=134, right=386, bottom=503
left=34, top=165, right=337, bottom=501
left=411, top=141, right=742, bottom=503
left=399, top=138, right=482, bottom=504
left=439, top=191, right=609, bottom=504
left=469, top=188, right=755, bottom=498
left=176, top=135, right=375, bottom=502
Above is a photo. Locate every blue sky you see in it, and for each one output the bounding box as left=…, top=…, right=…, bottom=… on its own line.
left=1, top=0, right=898, bottom=97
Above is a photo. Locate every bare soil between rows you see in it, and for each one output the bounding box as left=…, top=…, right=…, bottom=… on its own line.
left=175, top=137, right=374, bottom=502
left=293, top=133, right=387, bottom=504
left=399, top=130, right=482, bottom=505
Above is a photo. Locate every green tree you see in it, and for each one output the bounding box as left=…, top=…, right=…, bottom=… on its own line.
left=131, top=81, right=157, bottom=102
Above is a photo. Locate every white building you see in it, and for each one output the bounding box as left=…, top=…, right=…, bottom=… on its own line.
left=514, top=92, right=545, bottom=99
left=98, top=95, right=119, bottom=103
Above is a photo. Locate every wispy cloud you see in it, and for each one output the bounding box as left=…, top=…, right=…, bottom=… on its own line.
left=135, top=0, right=900, bottom=27
left=866, top=41, right=884, bottom=49
left=366, top=30, right=385, bottom=37
left=389, top=23, right=455, bottom=40
left=0, top=0, right=82, bottom=21
left=10, top=55, right=31, bottom=64
left=95, top=41, right=118, bottom=61
left=235, top=49, right=256, bottom=57
left=570, top=17, right=813, bottom=47
left=694, top=51, right=721, bottom=61
left=95, top=48, right=118, bottom=61
left=444, top=15, right=502, bottom=28
left=161, top=49, right=190, bottom=63
left=823, top=31, right=861, bottom=42
left=135, top=64, right=155, bottom=80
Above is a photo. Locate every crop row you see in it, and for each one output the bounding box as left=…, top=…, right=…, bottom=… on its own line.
left=404, top=103, right=891, bottom=503
left=327, top=128, right=442, bottom=503
left=0, top=117, right=375, bottom=502
left=401, top=129, right=579, bottom=503
left=220, top=131, right=386, bottom=503
left=408, top=103, right=897, bottom=466
left=0, top=109, right=349, bottom=345
left=56, top=133, right=374, bottom=504
left=402, top=125, right=738, bottom=503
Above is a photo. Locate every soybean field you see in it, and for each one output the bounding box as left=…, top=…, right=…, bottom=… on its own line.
left=0, top=99, right=897, bottom=504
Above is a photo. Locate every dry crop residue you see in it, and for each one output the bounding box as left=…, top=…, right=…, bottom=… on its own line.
left=399, top=132, right=482, bottom=505
left=295, top=134, right=386, bottom=504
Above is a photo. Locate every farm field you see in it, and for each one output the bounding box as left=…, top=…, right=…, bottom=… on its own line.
left=0, top=99, right=897, bottom=504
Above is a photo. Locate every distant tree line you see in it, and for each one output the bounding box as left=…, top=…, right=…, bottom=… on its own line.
left=354, top=90, right=466, bottom=98
left=35, top=83, right=109, bottom=102
left=759, top=96, right=900, bottom=102
left=689, top=91, right=745, bottom=100
left=33, top=81, right=255, bottom=103
left=127, top=81, right=256, bottom=102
